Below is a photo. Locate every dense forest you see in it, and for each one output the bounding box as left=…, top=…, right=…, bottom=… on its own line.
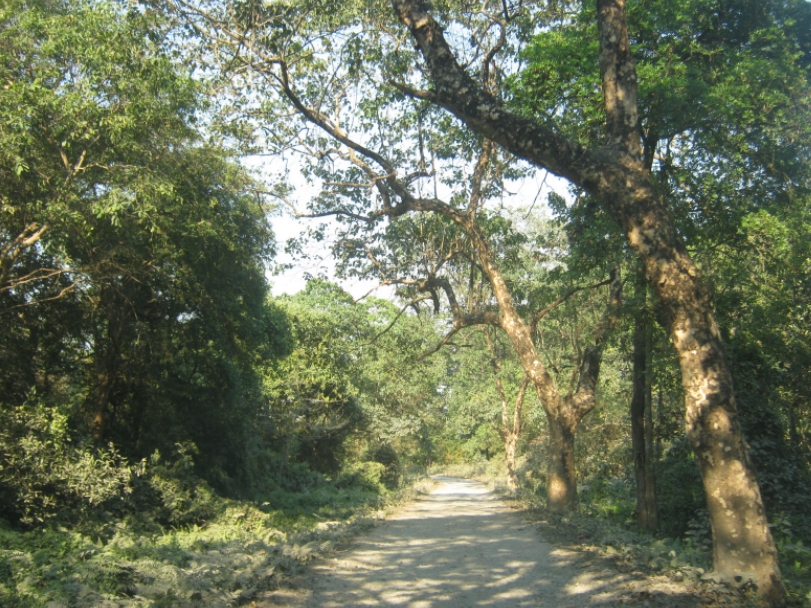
left=1, top=0, right=810, bottom=605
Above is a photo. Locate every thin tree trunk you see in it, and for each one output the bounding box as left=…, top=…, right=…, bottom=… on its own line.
left=91, top=372, right=115, bottom=443
left=631, top=265, right=657, bottom=531
left=656, top=388, right=663, bottom=460
left=643, top=324, right=658, bottom=531
left=484, top=328, right=528, bottom=493
left=788, top=397, right=800, bottom=449
left=504, top=431, right=518, bottom=492
left=504, top=376, right=529, bottom=493
left=630, top=269, right=650, bottom=528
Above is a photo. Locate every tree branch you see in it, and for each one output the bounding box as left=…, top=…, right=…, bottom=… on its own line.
left=391, top=0, right=592, bottom=185
left=597, top=0, right=642, bottom=156
left=568, top=268, right=623, bottom=420
left=531, top=274, right=615, bottom=330
left=417, top=309, right=502, bottom=361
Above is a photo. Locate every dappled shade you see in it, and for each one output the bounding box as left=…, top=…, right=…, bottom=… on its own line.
left=273, top=478, right=702, bottom=607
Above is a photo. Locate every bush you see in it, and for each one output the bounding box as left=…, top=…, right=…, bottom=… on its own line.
left=338, top=461, right=389, bottom=492
left=366, top=444, right=402, bottom=490
left=128, top=443, right=222, bottom=528
left=0, top=404, right=134, bottom=526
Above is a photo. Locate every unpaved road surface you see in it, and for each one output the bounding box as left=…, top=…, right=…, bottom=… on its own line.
left=260, top=477, right=700, bottom=607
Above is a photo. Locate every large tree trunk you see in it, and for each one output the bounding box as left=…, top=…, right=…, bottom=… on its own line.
left=547, top=413, right=577, bottom=511
left=596, top=3, right=780, bottom=597
left=606, top=164, right=782, bottom=602
left=391, top=0, right=784, bottom=601
left=631, top=265, right=657, bottom=531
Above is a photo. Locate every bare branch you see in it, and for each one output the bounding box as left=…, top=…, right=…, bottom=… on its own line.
left=359, top=294, right=433, bottom=345
left=2, top=281, right=79, bottom=313
left=388, top=80, right=436, bottom=101
left=417, top=323, right=465, bottom=361
left=0, top=223, right=50, bottom=289
left=531, top=275, right=615, bottom=330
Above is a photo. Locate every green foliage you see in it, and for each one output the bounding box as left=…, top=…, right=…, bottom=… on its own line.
left=262, top=279, right=446, bottom=478
left=1, top=0, right=810, bottom=602
left=128, top=444, right=221, bottom=529
left=509, top=0, right=811, bottom=557
left=0, top=0, right=288, bottom=507
left=0, top=403, right=134, bottom=526
left=654, top=440, right=706, bottom=538
left=0, top=453, right=404, bottom=608
left=338, top=461, right=389, bottom=493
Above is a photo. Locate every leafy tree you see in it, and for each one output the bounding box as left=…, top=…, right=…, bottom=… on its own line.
left=264, top=281, right=368, bottom=475
left=0, top=0, right=284, bottom=510
left=516, top=0, right=811, bottom=541
left=389, top=0, right=803, bottom=598
left=264, top=279, right=445, bottom=483
left=156, top=0, right=811, bottom=598
left=168, top=0, right=631, bottom=516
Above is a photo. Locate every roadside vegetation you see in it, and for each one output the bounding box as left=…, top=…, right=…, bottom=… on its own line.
left=2, top=0, right=810, bottom=606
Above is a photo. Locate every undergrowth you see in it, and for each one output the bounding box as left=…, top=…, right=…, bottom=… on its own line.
left=0, top=448, right=429, bottom=608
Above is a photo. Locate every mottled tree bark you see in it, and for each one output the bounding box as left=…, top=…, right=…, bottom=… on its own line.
left=471, top=226, right=572, bottom=508
left=547, top=413, right=577, bottom=511
left=495, top=374, right=523, bottom=494
left=464, top=223, right=620, bottom=510
left=504, top=430, right=518, bottom=492
left=391, top=0, right=784, bottom=601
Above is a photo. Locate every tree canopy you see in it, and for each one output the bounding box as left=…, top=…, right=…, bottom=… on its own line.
left=1, top=0, right=811, bottom=605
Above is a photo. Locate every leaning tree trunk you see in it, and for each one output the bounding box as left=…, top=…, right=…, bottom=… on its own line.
left=481, top=249, right=569, bottom=506
left=467, top=223, right=615, bottom=512
left=599, top=155, right=782, bottom=602
left=596, top=2, right=781, bottom=598
left=390, top=0, right=785, bottom=601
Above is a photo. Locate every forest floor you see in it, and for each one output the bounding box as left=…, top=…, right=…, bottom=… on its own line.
left=251, top=476, right=717, bottom=607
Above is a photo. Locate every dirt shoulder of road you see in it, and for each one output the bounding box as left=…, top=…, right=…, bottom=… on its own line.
left=497, top=488, right=760, bottom=607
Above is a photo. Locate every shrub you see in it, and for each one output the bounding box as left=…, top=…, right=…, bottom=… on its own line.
left=338, top=461, right=389, bottom=492
left=0, top=404, right=134, bottom=526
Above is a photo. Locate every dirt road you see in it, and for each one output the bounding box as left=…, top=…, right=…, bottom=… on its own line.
left=262, top=477, right=700, bottom=607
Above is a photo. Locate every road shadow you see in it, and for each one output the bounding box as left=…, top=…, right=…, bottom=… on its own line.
left=262, top=477, right=704, bottom=607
